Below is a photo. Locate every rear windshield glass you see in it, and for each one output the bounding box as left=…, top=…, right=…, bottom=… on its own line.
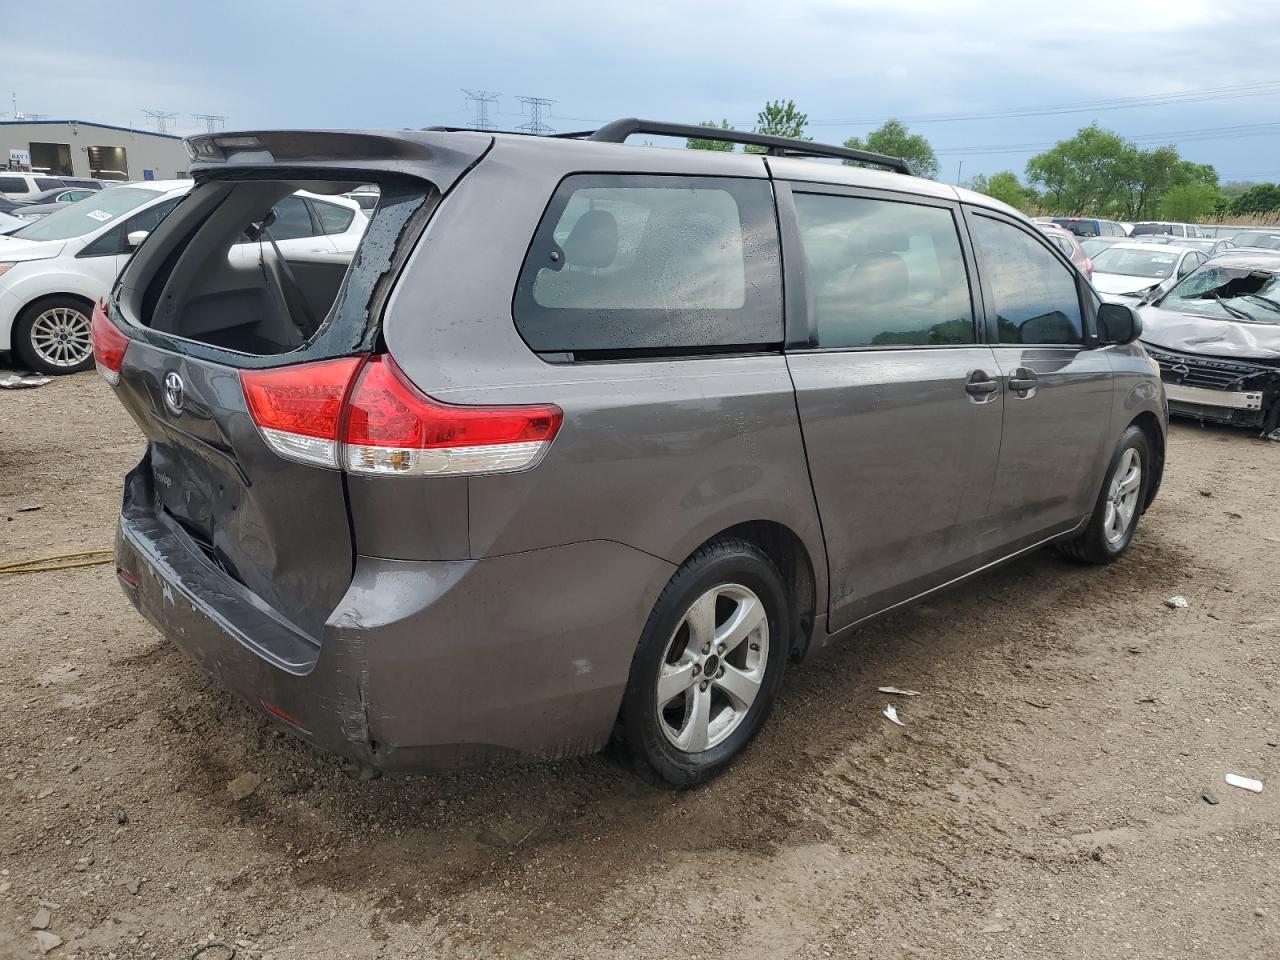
left=1092, top=247, right=1178, bottom=279
left=120, top=179, right=412, bottom=358
left=1231, top=231, right=1280, bottom=250
left=1053, top=218, right=1098, bottom=237
left=13, top=187, right=161, bottom=241
left=513, top=174, right=781, bottom=356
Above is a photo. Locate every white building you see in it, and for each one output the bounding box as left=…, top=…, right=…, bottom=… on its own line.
left=0, top=119, right=190, bottom=181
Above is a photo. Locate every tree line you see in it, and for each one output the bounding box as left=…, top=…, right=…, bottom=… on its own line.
left=688, top=102, right=1280, bottom=221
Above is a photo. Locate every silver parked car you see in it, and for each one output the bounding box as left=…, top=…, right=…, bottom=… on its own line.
left=99, top=122, right=1166, bottom=786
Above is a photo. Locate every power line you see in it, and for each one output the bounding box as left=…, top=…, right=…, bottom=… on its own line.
left=461, top=89, right=500, bottom=131
left=935, top=120, right=1280, bottom=157
left=516, top=96, right=555, bottom=136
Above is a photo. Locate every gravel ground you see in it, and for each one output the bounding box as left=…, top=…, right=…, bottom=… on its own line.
left=1, top=369, right=1277, bottom=960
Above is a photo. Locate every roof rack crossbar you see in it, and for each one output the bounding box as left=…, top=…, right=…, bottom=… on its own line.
left=586, top=118, right=913, bottom=175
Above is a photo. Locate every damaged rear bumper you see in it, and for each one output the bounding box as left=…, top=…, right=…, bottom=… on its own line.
left=114, top=458, right=675, bottom=773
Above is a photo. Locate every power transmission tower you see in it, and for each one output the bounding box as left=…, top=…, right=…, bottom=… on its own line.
left=516, top=96, right=555, bottom=136
left=461, top=89, right=499, bottom=131
left=142, top=109, right=179, bottom=134
left=194, top=113, right=227, bottom=133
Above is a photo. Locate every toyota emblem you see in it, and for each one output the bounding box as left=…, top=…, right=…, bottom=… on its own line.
left=163, top=371, right=185, bottom=414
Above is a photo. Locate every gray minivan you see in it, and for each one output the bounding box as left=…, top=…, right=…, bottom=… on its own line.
left=99, top=121, right=1166, bottom=786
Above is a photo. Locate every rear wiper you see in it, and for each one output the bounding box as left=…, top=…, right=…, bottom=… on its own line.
left=1208, top=293, right=1256, bottom=322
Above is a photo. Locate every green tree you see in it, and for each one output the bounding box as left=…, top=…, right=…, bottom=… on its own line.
left=1025, top=125, right=1220, bottom=219
left=686, top=119, right=735, bottom=152
left=1160, top=181, right=1220, bottom=221
left=1230, top=183, right=1280, bottom=215
left=744, top=99, right=809, bottom=153
left=1025, top=124, right=1135, bottom=216
left=969, top=170, right=1031, bottom=209
left=843, top=119, right=939, bottom=180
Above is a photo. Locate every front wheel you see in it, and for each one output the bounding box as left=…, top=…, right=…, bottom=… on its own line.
left=13, top=297, right=95, bottom=374
left=1057, top=424, right=1151, bottom=564
left=619, top=537, right=790, bottom=787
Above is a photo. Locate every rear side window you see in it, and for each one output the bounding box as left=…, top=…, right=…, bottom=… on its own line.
left=0, top=177, right=25, bottom=193
left=513, top=174, right=781, bottom=355
left=970, top=215, right=1083, bottom=345
left=793, top=193, right=975, bottom=348
left=36, top=177, right=65, bottom=190
left=313, top=199, right=355, bottom=235
left=266, top=195, right=315, bottom=240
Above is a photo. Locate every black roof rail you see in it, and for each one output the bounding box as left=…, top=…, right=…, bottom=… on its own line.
left=586, top=118, right=914, bottom=175
left=421, top=125, right=599, bottom=139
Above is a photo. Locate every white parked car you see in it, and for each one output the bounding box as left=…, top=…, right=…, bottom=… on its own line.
left=0, top=171, right=68, bottom=200
left=0, top=185, right=366, bottom=374
left=1089, top=242, right=1206, bottom=303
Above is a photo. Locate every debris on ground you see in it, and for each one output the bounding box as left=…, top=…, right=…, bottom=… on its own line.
left=33, top=931, right=62, bottom=954
left=1225, top=774, right=1263, bottom=793
left=1165, top=596, right=1189, bottom=609
left=0, top=372, right=52, bottom=389
left=116, top=808, right=128, bottom=825
left=31, top=906, right=51, bottom=929
left=878, top=686, right=921, bottom=697
left=883, top=704, right=906, bottom=727
left=227, top=773, right=263, bottom=800
left=1202, top=789, right=1220, bottom=805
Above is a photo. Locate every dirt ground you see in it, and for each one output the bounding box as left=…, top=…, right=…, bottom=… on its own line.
left=1, top=368, right=1277, bottom=960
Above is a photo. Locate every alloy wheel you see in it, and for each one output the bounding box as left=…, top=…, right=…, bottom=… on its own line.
left=29, top=306, right=93, bottom=368
left=656, top=583, right=770, bottom=753
left=1103, top=447, right=1142, bottom=545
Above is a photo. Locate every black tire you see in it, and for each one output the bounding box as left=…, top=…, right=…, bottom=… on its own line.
left=619, top=537, right=790, bottom=788
left=1057, top=424, right=1152, bottom=564
left=13, top=296, right=96, bottom=375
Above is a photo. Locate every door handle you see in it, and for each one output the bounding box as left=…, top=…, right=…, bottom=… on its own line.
left=965, top=370, right=999, bottom=398
left=1008, top=368, right=1038, bottom=395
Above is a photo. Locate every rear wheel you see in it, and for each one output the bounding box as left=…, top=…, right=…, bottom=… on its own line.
left=14, top=297, right=95, bottom=374
left=620, top=538, right=789, bottom=787
left=1057, top=424, right=1150, bottom=563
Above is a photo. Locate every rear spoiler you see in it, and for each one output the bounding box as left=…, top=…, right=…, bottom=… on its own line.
left=183, top=129, right=492, bottom=188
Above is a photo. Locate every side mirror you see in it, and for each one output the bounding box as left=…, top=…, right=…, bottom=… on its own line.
left=126, top=230, right=149, bottom=248
left=1097, top=302, right=1143, bottom=346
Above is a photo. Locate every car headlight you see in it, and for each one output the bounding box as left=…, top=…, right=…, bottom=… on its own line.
left=0, top=263, right=14, bottom=279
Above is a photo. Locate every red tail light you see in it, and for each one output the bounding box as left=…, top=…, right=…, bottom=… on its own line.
left=92, top=301, right=130, bottom=385
left=342, top=355, right=562, bottom=476
left=240, top=355, right=562, bottom=477
left=240, top=357, right=362, bottom=468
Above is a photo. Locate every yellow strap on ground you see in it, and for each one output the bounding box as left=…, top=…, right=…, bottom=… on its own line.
left=0, top=549, right=114, bottom=575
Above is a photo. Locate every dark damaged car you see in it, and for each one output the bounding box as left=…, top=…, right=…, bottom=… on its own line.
left=1139, top=251, right=1280, bottom=439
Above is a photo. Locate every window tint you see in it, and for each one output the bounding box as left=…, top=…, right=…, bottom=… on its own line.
left=793, top=193, right=974, bottom=348
left=265, top=195, right=315, bottom=240
left=312, top=199, right=355, bottom=235
left=35, top=177, right=65, bottom=190
left=0, top=177, right=25, bottom=193
left=970, top=215, right=1083, bottom=345
left=514, top=174, right=781, bottom=355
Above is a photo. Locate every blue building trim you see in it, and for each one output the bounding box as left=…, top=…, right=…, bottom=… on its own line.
left=0, top=119, right=183, bottom=141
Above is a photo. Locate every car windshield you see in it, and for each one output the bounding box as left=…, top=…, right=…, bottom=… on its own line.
left=1163, top=264, right=1280, bottom=324
left=1080, top=238, right=1113, bottom=257
left=1230, top=231, right=1280, bottom=251
left=12, top=187, right=162, bottom=242
left=1092, top=247, right=1179, bottom=279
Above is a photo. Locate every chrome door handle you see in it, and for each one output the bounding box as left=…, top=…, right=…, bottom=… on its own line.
left=1008, top=368, right=1038, bottom=395
left=965, top=370, right=999, bottom=397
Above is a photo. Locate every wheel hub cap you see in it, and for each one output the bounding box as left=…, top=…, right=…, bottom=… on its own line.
left=655, top=583, right=770, bottom=754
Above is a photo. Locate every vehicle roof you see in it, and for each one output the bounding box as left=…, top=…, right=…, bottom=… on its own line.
left=188, top=127, right=1027, bottom=220
left=1196, top=250, right=1280, bottom=270
left=1099, top=241, right=1199, bottom=254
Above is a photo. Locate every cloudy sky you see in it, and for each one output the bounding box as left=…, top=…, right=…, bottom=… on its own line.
left=6, top=0, right=1280, bottom=182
